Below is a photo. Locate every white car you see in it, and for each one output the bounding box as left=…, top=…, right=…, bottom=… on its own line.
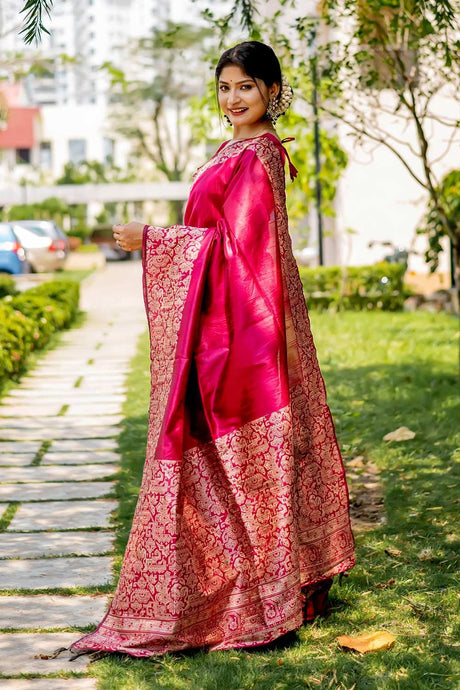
left=12, top=223, right=67, bottom=272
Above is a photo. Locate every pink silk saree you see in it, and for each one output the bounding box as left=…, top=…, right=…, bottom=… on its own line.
left=71, top=133, right=355, bottom=656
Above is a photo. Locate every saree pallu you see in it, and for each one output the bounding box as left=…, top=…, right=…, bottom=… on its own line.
left=71, top=133, right=355, bottom=656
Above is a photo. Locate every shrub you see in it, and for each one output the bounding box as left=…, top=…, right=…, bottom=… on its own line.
left=29, top=281, right=80, bottom=327
left=1, top=280, right=80, bottom=385
left=298, top=262, right=408, bottom=311
left=0, top=274, right=19, bottom=299
left=0, top=303, right=37, bottom=379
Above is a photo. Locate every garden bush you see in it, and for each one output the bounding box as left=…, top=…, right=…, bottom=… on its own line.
left=0, top=274, right=19, bottom=299
left=0, top=303, right=37, bottom=380
left=28, top=281, right=80, bottom=327
left=0, top=280, right=80, bottom=385
left=298, top=262, right=408, bottom=311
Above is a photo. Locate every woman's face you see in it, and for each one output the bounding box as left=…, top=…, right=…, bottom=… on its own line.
left=218, top=64, right=278, bottom=131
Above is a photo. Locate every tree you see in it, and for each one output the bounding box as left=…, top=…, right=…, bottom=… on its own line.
left=417, top=169, right=460, bottom=277
left=103, top=21, right=212, bottom=224
left=308, top=0, right=460, bottom=293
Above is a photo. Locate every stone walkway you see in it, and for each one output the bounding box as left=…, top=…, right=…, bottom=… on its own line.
left=0, top=262, right=146, bottom=687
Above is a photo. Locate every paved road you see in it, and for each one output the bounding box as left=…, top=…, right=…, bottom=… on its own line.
left=0, top=262, right=147, bottom=686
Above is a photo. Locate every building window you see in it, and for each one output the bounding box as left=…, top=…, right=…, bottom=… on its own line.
left=16, top=148, right=31, bottom=164
left=103, top=137, right=114, bottom=163
left=68, top=139, right=87, bottom=164
left=39, top=141, right=52, bottom=169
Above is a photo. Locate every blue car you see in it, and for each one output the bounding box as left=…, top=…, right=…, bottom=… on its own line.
left=0, top=223, right=30, bottom=274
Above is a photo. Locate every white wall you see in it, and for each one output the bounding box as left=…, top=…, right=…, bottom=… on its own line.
left=39, top=104, right=125, bottom=178
left=335, top=91, right=458, bottom=273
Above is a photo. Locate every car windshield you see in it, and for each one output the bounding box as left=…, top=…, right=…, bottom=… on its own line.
left=0, top=224, right=14, bottom=241
left=17, top=221, right=59, bottom=238
left=16, top=224, right=48, bottom=237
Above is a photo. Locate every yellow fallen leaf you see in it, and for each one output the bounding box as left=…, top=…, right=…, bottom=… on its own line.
left=385, top=548, right=402, bottom=558
left=337, top=631, right=396, bottom=654
left=383, top=427, right=416, bottom=442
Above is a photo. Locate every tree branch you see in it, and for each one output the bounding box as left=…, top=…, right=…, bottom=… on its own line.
left=322, top=106, right=429, bottom=189
left=429, top=124, right=459, bottom=166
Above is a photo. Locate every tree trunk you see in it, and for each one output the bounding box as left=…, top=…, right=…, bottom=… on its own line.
left=452, top=239, right=460, bottom=314
left=169, top=199, right=185, bottom=225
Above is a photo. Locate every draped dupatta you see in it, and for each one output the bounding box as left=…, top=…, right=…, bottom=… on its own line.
left=71, top=133, right=354, bottom=656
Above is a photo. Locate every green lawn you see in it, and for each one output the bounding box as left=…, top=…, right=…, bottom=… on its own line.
left=90, top=311, right=459, bottom=690
left=56, top=269, right=94, bottom=283
left=1, top=309, right=452, bottom=688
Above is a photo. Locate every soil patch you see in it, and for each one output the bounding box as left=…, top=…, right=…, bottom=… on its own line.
left=345, top=455, right=385, bottom=531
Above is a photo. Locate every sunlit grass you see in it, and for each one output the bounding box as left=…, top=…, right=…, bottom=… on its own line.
left=87, top=311, right=459, bottom=689
left=1, top=311, right=457, bottom=687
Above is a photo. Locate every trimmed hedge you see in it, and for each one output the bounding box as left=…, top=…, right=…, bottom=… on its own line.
left=298, top=262, right=409, bottom=311
left=0, top=304, right=37, bottom=379
left=0, top=280, right=80, bottom=384
left=0, top=274, right=19, bottom=299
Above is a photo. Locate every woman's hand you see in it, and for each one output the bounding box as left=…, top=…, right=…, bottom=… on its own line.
left=112, top=221, right=144, bottom=252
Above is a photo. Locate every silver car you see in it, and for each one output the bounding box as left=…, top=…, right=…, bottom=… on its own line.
left=12, top=223, right=67, bottom=272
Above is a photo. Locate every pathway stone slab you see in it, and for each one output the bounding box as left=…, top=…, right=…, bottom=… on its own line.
left=7, top=500, right=118, bottom=531
left=4, top=390, right=125, bottom=403
left=0, top=427, right=118, bottom=441
left=0, top=531, right=114, bottom=558
left=66, top=403, right=123, bottom=417
left=33, top=367, right=130, bottom=377
left=0, top=632, right=91, bottom=674
left=0, top=442, right=42, bottom=455
left=0, top=594, right=108, bottom=630
left=1, top=464, right=119, bottom=483
left=0, top=404, right=63, bottom=417
left=0, top=415, right=122, bottom=430
left=0, top=454, right=35, bottom=467
left=30, top=361, right=90, bottom=370
left=0, top=556, right=113, bottom=590
left=1, top=679, right=98, bottom=689
left=75, top=385, right=126, bottom=395
left=76, top=373, right=128, bottom=381
left=0, top=481, right=115, bottom=502
left=21, top=375, right=86, bottom=383
left=50, top=439, right=118, bottom=452
left=42, top=451, right=120, bottom=465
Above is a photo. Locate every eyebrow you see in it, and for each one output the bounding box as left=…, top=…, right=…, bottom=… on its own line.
left=218, top=78, right=255, bottom=85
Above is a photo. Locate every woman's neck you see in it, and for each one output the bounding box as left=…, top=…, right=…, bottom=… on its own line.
left=232, top=123, right=277, bottom=141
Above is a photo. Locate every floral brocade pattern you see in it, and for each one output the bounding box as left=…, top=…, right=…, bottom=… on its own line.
left=71, top=135, right=354, bottom=658
left=141, top=224, right=206, bottom=448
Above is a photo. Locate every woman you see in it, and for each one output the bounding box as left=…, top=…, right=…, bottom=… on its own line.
left=71, top=41, right=355, bottom=657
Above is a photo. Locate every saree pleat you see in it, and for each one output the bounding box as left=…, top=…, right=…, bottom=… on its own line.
left=71, top=133, right=354, bottom=656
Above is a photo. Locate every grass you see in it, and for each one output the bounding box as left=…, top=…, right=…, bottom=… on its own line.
left=84, top=311, right=459, bottom=690
left=56, top=269, right=94, bottom=282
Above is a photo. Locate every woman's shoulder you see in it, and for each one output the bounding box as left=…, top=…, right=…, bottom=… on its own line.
left=242, top=133, right=285, bottom=168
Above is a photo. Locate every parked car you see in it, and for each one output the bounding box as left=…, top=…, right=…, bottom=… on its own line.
left=15, top=220, right=69, bottom=255
left=98, top=242, right=130, bottom=262
left=12, top=223, right=67, bottom=272
left=0, top=223, right=30, bottom=274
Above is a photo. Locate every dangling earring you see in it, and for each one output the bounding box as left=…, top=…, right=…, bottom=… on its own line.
left=224, top=114, right=232, bottom=126
left=266, top=97, right=278, bottom=125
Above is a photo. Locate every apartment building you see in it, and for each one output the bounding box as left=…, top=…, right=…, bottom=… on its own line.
left=0, top=0, right=171, bottom=181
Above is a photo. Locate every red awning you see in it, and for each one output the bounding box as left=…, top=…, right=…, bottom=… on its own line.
left=0, top=107, right=40, bottom=149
